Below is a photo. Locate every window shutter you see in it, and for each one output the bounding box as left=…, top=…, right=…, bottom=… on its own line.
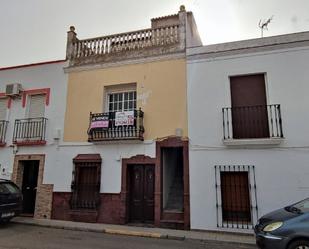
left=0, top=98, right=7, bottom=120
left=28, top=94, right=45, bottom=118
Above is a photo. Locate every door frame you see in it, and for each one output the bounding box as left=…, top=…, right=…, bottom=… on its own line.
left=128, top=164, right=155, bottom=224
left=21, top=160, right=40, bottom=215
left=156, top=136, right=190, bottom=230
left=12, top=154, right=53, bottom=219
left=121, top=155, right=156, bottom=225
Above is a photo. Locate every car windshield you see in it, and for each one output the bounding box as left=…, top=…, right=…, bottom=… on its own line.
left=290, top=198, right=309, bottom=213
left=0, top=183, right=20, bottom=194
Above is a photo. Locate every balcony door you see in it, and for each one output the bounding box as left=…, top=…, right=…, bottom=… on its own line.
left=25, top=94, right=46, bottom=141
left=230, top=74, right=269, bottom=139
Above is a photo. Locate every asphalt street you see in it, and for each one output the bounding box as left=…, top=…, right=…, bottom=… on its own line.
left=0, top=223, right=257, bottom=249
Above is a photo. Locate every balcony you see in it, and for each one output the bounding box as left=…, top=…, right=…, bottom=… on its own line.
left=13, top=117, right=47, bottom=146
left=0, top=120, right=8, bottom=146
left=88, top=109, right=144, bottom=142
left=222, top=104, right=284, bottom=145
left=65, top=7, right=193, bottom=68
left=67, top=24, right=181, bottom=67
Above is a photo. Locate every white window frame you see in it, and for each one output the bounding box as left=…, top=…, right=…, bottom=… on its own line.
left=104, top=83, right=137, bottom=112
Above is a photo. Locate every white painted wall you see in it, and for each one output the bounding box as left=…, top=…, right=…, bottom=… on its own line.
left=0, top=61, right=68, bottom=180
left=0, top=61, right=157, bottom=194
left=187, top=43, right=309, bottom=231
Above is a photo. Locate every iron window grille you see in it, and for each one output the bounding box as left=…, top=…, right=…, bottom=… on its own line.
left=215, top=165, right=258, bottom=229
left=71, top=160, right=101, bottom=210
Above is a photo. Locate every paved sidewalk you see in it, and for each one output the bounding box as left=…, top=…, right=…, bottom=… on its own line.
left=12, top=217, right=255, bottom=245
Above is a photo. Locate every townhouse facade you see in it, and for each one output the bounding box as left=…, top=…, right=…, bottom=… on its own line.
left=187, top=31, right=309, bottom=232
left=1, top=6, right=309, bottom=233
left=50, top=6, right=201, bottom=229
left=0, top=60, right=68, bottom=219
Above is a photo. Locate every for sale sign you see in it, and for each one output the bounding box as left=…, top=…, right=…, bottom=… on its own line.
left=115, top=111, right=134, bottom=126
left=90, top=113, right=109, bottom=129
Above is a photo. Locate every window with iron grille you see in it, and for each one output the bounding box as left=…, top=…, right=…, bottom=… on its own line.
left=71, top=155, right=101, bottom=210
left=215, top=165, right=258, bottom=229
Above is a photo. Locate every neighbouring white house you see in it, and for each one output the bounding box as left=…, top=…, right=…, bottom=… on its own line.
left=187, top=31, right=309, bottom=232
left=0, top=60, right=68, bottom=219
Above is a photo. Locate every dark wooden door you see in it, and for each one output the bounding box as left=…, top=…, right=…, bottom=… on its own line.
left=22, top=161, right=39, bottom=215
left=230, top=74, right=269, bottom=138
left=129, top=165, right=155, bottom=223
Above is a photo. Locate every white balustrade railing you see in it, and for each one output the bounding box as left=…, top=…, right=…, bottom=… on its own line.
left=71, top=25, right=179, bottom=59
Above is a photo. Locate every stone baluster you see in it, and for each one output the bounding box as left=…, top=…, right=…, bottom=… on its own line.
left=94, top=39, right=99, bottom=55
left=165, top=26, right=170, bottom=44
left=85, top=40, right=90, bottom=56
left=156, top=28, right=160, bottom=46
left=106, top=37, right=111, bottom=54
left=89, top=40, right=93, bottom=55
left=146, top=30, right=151, bottom=47
left=101, top=38, right=105, bottom=54
left=128, top=33, right=132, bottom=50
left=79, top=40, right=83, bottom=57
left=137, top=32, right=142, bottom=48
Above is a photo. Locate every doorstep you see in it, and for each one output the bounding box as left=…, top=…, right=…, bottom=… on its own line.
left=11, top=217, right=255, bottom=245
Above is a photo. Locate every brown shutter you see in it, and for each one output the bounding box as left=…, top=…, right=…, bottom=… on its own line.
left=220, top=172, right=251, bottom=222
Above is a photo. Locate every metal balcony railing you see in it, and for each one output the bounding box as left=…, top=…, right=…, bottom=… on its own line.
left=222, top=104, right=283, bottom=140
left=13, top=117, right=47, bottom=144
left=88, top=109, right=144, bottom=142
left=0, top=120, right=8, bottom=145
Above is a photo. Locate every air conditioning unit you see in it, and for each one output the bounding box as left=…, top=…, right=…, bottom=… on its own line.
left=5, top=83, right=22, bottom=97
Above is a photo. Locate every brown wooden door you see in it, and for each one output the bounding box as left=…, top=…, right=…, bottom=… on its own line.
left=230, top=74, right=269, bottom=138
left=129, top=165, right=155, bottom=223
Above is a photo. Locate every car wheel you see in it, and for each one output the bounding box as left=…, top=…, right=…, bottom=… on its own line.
left=288, top=240, right=309, bottom=249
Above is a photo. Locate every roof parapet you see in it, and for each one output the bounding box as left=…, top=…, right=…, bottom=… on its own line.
left=66, top=6, right=202, bottom=68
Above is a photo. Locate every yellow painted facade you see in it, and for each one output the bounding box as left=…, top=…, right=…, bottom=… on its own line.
left=63, top=59, right=187, bottom=142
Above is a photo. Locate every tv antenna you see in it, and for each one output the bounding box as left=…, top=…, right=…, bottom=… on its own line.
left=259, top=16, right=273, bottom=38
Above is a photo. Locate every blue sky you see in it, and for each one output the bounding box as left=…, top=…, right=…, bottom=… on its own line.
left=0, top=0, right=308, bottom=67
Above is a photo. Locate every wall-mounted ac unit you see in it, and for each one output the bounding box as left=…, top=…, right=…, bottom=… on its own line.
left=5, top=83, right=22, bottom=97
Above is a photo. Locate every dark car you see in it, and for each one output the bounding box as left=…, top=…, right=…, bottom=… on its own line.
left=255, top=198, right=309, bottom=249
left=0, top=179, right=22, bottom=224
